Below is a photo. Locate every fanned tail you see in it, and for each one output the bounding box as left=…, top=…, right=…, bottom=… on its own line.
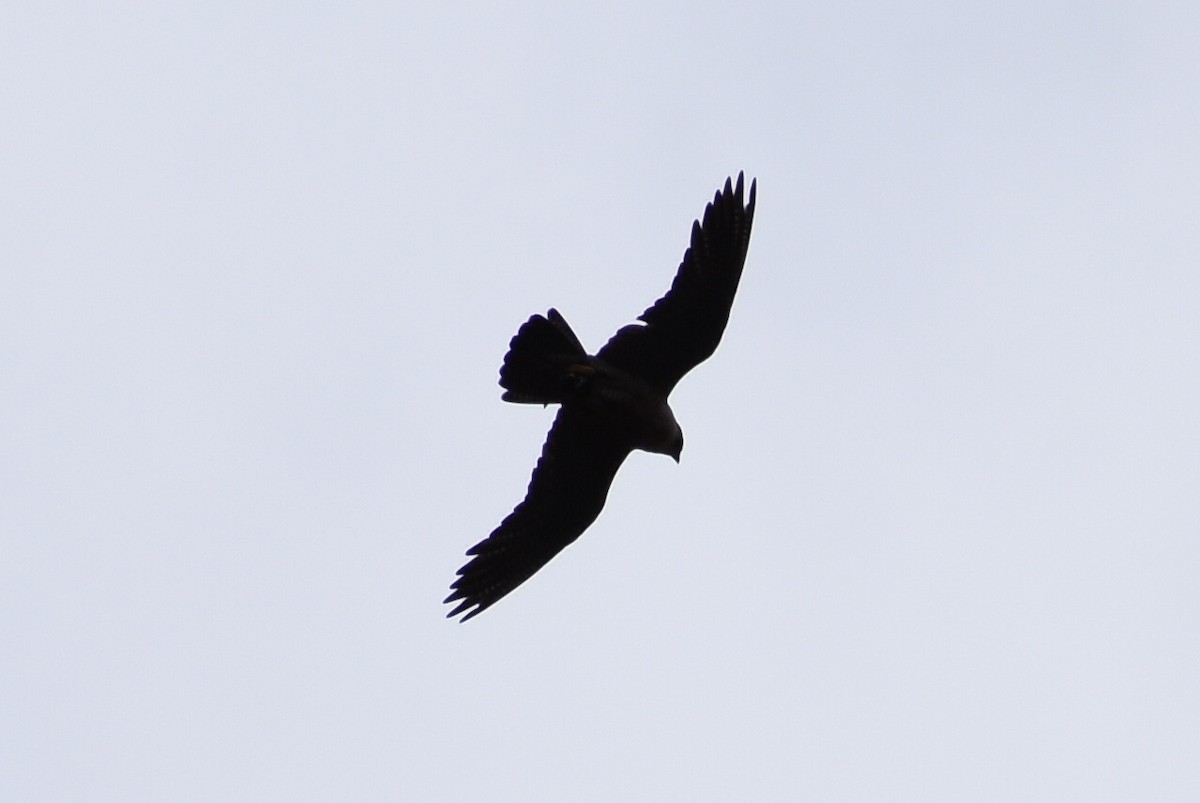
left=499, top=309, right=588, bottom=404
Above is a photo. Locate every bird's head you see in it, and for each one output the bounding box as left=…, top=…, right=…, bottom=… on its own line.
left=638, top=400, right=684, bottom=463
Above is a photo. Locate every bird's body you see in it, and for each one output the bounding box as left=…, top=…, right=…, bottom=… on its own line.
left=561, top=357, right=683, bottom=458
left=445, top=174, right=756, bottom=621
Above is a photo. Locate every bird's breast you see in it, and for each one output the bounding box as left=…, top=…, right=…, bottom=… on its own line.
left=567, top=369, right=680, bottom=456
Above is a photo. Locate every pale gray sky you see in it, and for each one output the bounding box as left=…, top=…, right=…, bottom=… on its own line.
left=3, top=3, right=1199, bottom=800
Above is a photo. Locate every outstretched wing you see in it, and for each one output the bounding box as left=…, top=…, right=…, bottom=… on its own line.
left=445, top=407, right=632, bottom=621
left=597, top=173, right=756, bottom=395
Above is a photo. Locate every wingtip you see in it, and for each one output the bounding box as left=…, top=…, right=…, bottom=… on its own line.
left=716, top=172, right=755, bottom=209
left=725, top=172, right=757, bottom=224
left=444, top=594, right=482, bottom=621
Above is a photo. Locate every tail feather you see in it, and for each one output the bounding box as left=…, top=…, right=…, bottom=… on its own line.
left=499, top=309, right=588, bottom=404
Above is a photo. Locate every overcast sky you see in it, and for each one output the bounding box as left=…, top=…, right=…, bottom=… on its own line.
left=4, top=3, right=1199, bottom=800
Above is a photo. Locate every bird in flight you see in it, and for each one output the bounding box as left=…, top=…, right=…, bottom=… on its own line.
left=445, top=173, right=757, bottom=621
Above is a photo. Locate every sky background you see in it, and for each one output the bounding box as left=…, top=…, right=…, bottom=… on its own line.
left=4, top=2, right=1199, bottom=800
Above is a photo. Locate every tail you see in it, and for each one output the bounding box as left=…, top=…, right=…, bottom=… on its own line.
left=499, top=308, right=589, bottom=404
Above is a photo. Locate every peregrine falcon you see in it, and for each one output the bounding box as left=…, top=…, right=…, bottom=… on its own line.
left=445, top=174, right=757, bottom=621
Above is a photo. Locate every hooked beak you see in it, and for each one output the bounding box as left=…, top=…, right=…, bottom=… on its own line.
left=669, top=437, right=683, bottom=463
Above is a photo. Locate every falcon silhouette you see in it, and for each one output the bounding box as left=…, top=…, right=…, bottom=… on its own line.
left=445, top=173, right=757, bottom=621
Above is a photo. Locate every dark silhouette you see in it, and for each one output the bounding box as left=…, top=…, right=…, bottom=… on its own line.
left=446, top=174, right=757, bottom=621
